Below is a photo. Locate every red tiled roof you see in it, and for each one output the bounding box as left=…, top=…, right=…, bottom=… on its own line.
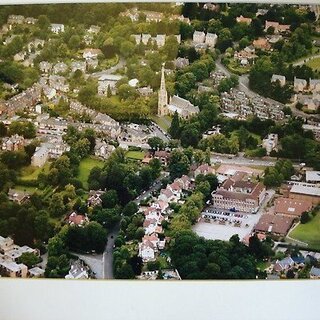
left=275, top=197, right=312, bottom=217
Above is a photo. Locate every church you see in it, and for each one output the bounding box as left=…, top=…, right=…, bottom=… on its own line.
left=158, top=65, right=200, bottom=119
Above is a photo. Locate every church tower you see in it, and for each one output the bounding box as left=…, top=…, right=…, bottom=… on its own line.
left=158, top=64, right=168, bottom=116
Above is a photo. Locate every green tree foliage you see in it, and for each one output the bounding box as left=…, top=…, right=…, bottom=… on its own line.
left=8, top=121, right=36, bottom=139
left=18, top=252, right=41, bottom=268
left=170, top=231, right=257, bottom=279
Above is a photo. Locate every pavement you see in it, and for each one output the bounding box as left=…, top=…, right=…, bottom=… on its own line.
left=193, top=190, right=274, bottom=242
left=91, top=57, right=125, bottom=78
left=73, top=253, right=104, bottom=279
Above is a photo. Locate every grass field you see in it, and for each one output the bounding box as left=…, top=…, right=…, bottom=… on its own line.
left=77, top=157, right=104, bottom=190
left=14, top=185, right=39, bottom=194
left=20, top=162, right=51, bottom=181
left=125, top=151, right=145, bottom=160
left=288, top=213, right=320, bottom=250
left=152, top=115, right=172, bottom=132
left=306, top=57, right=320, bottom=71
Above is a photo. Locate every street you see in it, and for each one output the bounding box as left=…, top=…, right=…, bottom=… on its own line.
left=103, top=223, right=120, bottom=279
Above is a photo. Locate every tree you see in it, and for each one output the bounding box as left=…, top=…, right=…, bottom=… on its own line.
left=148, top=136, right=165, bottom=151
left=107, top=85, right=112, bottom=98
left=18, top=252, right=41, bottom=268
left=169, top=111, right=180, bottom=139
left=300, top=212, right=311, bottom=224
left=119, top=41, right=135, bottom=58
left=68, top=35, right=81, bottom=50
left=37, top=15, right=50, bottom=30
left=122, top=201, right=138, bottom=216
left=0, top=122, right=7, bottom=137
left=101, top=190, right=119, bottom=209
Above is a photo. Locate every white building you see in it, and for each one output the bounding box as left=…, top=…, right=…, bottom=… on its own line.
left=193, top=31, right=206, bottom=44
left=205, top=32, right=218, bottom=47
left=31, top=144, right=49, bottom=167
left=51, top=23, right=65, bottom=34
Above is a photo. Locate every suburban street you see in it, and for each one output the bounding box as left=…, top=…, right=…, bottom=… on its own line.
left=91, top=57, right=126, bottom=78
left=103, top=223, right=120, bottom=279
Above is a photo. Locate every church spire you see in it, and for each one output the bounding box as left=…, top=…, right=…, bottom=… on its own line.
left=158, top=64, right=168, bottom=116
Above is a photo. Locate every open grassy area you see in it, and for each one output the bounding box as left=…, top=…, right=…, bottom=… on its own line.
left=288, top=212, right=320, bottom=250
left=125, top=151, right=145, bottom=160
left=14, top=185, right=39, bottom=194
left=77, top=157, right=104, bottom=190
left=20, top=162, right=51, bottom=181
left=152, top=115, right=172, bottom=132
left=225, top=58, right=251, bottom=75
left=306, top=57, right=320, bottom=71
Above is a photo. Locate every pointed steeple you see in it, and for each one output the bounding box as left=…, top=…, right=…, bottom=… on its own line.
left=158, top=64, right=168, bottom=116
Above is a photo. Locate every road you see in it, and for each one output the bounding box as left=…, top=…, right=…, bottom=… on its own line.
left=215, top=59, right=319, bottom=120
left=103, top=223, right=120, bottom=279
left=292, top=54, right=320, bottom=67
left=91, top=57, right=126, bottom=78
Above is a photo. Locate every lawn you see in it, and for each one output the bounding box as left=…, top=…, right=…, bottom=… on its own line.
left=306, top=57, right=320, bottom=71
left=14, top=185, right=39, bottom=194
left=152, top=115, right=172, bottom=132
left=125, top=151, right=145, bottom=160
left=77, top=157, right=104, bottom=190
left=226, top=58, right=251, bottom=75
left=288, top=212, right=320, bottom=250
left=20, top=162, right=51, bottom=181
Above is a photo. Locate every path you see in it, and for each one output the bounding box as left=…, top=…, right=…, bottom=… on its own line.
left=292, top=54, right=320, bottom=67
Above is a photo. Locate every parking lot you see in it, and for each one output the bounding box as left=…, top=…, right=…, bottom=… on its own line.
left=193, top=209, right=262, bottom=241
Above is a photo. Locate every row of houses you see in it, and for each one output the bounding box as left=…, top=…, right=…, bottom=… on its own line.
left=220, top=89, right=285, bottom=120
left=193, top=31, right=218, bottom=48
left=0, top=236, right=44, bottom=278
left=133, top=34, right=181, bottom=47
left=138, top=174, right=193, bottom=263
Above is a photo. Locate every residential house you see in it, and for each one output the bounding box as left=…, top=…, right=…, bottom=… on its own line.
left=265, top=21, right=290, bottom=34
left=273, top=256, right=295, bottom=273
left=7, top=15, right=25, bottom=27
left=262, top=133, right=278, bottom=155
left=65, top=260, right=89, bottom=279
left=87, top=25, right=101, bottom=34
left=87, top=189, right=105, bottom=207
left=310, top=266, right=320, bottom=279
left=31, top=143, right=49, bottom=167
left=94, top=140, right=115, bottom=159
left=49, top=75, right=69, bottom=92
left=27, top=39, right=45, bottom=53
left=25, top=17, right=38, bottom=25
left=141, top=33, right=152, bottom=45
left=296, top=93, right=320, bottom=111
left=8, top=189, right=30, bottom=204
left=205, top=32, right=218, bottom=47
left=97, top=74, right=122, bottom=95
left=68, top=212, right=89, bottom=227
left=193, top=31, right=206, bottom=44
left=1, top=134, right=25, bottom=151
left=253, top=37, right=271, bottom=50
left=154, top=150, right=170, bottom=166
left=137, top=86, right=153, bottom=96
left=294, top=77, right=308, bottom=92
left=53, top=62, right=68, bottom=74
left=28, top=267, right=45, bottom=278
left=13, top=51, right=26, bottom=62
left=236, top=15, right=252, bottom=24
left=309, top=79, right=320, bottom=93
left=194, top=164, right=215, bottom=177
left=306, top=171, right=320, bottom=184
left=51, top=23, right=65, bottom=34
left=83, top=48, right=102, bottom=60
left=155, top=34, right=166, bottom=47
left=39, top=61, right=52, bottom=74
left=71, top=61, right=86, bottom=73
left=174, top=57, right=189, bottom=69
left=302, top=123, right=320, bottom=141
left=133, top=34, right=141, bottom=44
left=271, top=74, right=286, bottom=87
